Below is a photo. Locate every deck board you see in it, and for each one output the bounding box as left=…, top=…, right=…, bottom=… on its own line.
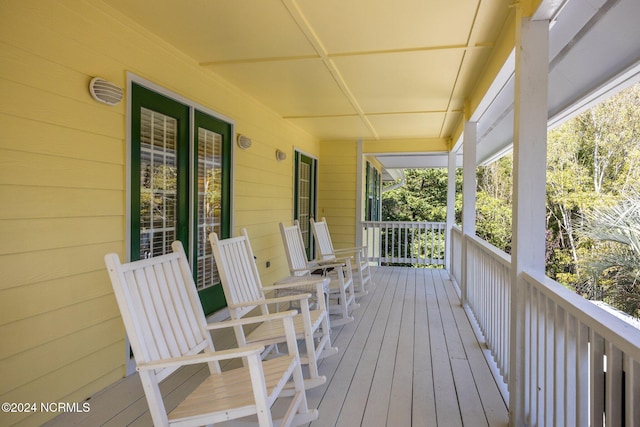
left=44, top=267, right=508, bottom=427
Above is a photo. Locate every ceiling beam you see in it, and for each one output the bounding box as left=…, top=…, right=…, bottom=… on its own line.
left=280, top=0, right=378, bottom=139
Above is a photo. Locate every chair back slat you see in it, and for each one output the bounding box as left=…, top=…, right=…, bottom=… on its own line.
left=311, top=218, right=336, bottom=261
left=209, top=231, right=264, bottom=318
left=105, top=243, right=217, bottom=382
left=280, top=221, right=311, bottom=276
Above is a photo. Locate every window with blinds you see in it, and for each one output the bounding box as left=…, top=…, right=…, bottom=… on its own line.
left=195, top=127, right=222, bottom=291
left=139, top=107, right=178, bottom=259
left=298, top=160, right=311, bottom=248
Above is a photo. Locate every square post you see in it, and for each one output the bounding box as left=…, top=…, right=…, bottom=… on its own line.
left=445, top=149, right=457, bottom=271
left=510, top=14, right=549, bottom=427
left=461, top=121, right=477, bottom=305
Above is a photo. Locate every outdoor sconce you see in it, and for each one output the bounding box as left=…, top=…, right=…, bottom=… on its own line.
left=275, top=149, right=287, bottom=161
left=237, top=134, right=252, bottom=149
left=89, top=77, right=123, bottom=106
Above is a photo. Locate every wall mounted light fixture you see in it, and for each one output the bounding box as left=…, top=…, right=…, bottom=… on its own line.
left=275, top=149, right=287, bottom=161
left=89, top=77, right=123, bottom=106
left=237, top=134, right=252, bottom=149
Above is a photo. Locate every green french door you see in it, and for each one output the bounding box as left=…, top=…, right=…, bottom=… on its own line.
left=294, top=151, right=317, bottom=259
left=130, top=83, right=230, bottom=315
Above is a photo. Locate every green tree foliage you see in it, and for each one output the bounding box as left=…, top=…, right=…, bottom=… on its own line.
left=382, top=168, right=462, bottom=222
left=577, top=194, right=640, bottom=317
left=381, top=84, right=640, bottom=316
left=475, top=83, right=640, bottom=316
left=476, top=155, right=513, bottom=253
left=547, top=84, right=640, bottom=293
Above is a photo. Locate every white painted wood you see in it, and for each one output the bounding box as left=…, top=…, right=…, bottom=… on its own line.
left=103, top=241, right=315, bottom=427
left=445, top=149, right=457, bottom=270
left=509, top=12, right=550, bottom=427
left=311, top=217, right=373, bottom=295
left=461, top=120, right=477, bottom=308
left=279, top=220, right=359, bottom=326
left=209, top=229, right=338, bottom=389
left=361, top=221, right=446, bottom=265
left=47, top=267, right=509, bottom=427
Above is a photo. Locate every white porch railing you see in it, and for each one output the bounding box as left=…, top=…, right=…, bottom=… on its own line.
left=520, top=271, right=640, bottom=426
left=466, top=233, right=512, bottom=383
left=361, top=221, right=446, bottom=266
left=450, top=227, right=640, bottom=426
left=450, top=225, right=463, bottom=285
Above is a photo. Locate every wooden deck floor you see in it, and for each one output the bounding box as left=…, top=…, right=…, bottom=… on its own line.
left=45, top=267, right=508, bottom=427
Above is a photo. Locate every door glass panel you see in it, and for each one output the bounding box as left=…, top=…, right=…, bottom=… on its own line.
left=139, top=107, right=178, bottom=259
left=299, top=160, right=311, bottom=249
left=196, top=127, right=222, bottom=291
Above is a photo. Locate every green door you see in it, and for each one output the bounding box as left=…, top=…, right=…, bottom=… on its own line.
left=294, top=151, right=317, bottom=259
left=131, top=83, right=231, bottom=315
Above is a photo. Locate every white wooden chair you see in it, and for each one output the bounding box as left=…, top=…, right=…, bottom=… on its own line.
left=311, top=217, right=374, bottom=295
left=280, top=220, right=359, bottom=326
left=209, top=229, right=338, bottom=391
left=104, top=241, right=318, bottom=427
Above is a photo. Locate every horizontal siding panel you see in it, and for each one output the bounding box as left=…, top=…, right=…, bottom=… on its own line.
left=0, top=294, right=119, bottom=360
left=234, top=195, right=290, bottom=211
left=0, top=149, right=124, bottom=190
left=0, top=41, right=99, bottom=106
left=236, top=146, right=294, bottom=167
left=0, top=342, right=124, bottom=427
left=0, top=80, right=124, bottom=139
left=236, top=166, right=291, bottom=188
left=319, top=176, right=356, bottom=187
left=319, top=191, right=358, bottom=202
left=0, top=242, right=122, bottom=291
left=0, top=115, right=123, bottom=165
left=0, top=216, right=122, bottom=256
left=0, top=271, right=112, bottom=325
left=319, top=209, right=356, bottom=220
left=0, top=186, right=123, bottom=220
left=319, top=163, right=357, bottom=175
left=234, top=209, right=291, bottom=228
left=0, top=318, right=123, bottom=396
left=234, top=181, right=291, bottom=198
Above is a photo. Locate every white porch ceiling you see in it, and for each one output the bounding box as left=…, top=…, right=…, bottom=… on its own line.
left=102, top=0, right=513, bottom=142
left=103, top=0, right=640, bottom=168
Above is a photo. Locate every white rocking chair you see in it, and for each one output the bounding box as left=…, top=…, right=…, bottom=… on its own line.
left=209, top=229, right=338, bottom=391
left=311, top=217, right=374, bottom=295
left=280, top=220, right=359, bottom=326
left=104, top=241, right=317, bottom=427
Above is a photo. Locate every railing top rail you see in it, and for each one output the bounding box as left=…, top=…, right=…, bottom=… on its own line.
left=361, top=220, right=446, bottom=227
left=522, top=270, right=640, bottom=360
left=465, top=232, right=511, bottom=267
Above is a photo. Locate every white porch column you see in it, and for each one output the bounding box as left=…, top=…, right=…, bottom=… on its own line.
left=509, top=15, right=549, bottom=427
left=461, top=121, right=477, bottom=305
left=445, top=149, right=457, bottom=270
left=355, top=138, right=364, bottom=247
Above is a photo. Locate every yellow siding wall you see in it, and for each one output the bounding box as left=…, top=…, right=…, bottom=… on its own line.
left=318, top=140, right=358, bottom=248
left=0, top=1, right=317, bottom=425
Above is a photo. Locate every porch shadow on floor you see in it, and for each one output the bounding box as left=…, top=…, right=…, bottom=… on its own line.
left=45, top=266, right=508, bottom=427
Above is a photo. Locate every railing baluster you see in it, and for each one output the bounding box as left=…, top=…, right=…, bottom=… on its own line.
left=359, top=221, right=448, bottom=266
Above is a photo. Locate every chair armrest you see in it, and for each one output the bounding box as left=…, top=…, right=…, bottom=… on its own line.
left=228, top=294, right=313, bottom=309
left=332, top=246, right=367, bottom=255
left=313, top=257, right=352, bottom=265
left=206, top=310, right=298, bottom=330
left=137, top=344, right=265, bottom=371
left=266, top=277, right=327, bottom=291
left=277, top=267, right=316, bottom=276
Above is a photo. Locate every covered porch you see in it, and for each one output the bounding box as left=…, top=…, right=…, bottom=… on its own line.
left=3, top=0, right=640, bottom=426
left=45, top=266, right=508, bottom=427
